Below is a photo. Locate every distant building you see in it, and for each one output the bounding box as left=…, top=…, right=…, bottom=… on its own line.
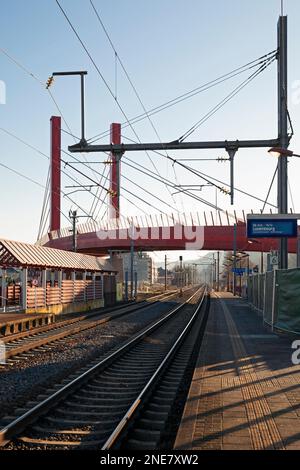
left=122, top=252, right=153, bottom=285
left=156, top=267, right=174, bottom=286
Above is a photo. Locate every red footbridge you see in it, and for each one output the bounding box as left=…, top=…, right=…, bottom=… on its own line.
left=39, top=210, right=298, bottom=256
left=39, top=117, right=298, bottom=257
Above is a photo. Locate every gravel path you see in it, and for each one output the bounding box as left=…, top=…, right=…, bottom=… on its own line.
left=0, top=297, right=183, bottom=421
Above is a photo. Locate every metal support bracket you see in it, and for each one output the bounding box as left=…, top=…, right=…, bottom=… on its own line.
left=226, top=146, right=238, bottom=206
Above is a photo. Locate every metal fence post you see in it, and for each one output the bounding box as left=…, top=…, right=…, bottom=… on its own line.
left=263, top=273, right=267, bottom=321
left=271, top=270, right=277, bottom=331
left=22, top=268, right=28, bottom=311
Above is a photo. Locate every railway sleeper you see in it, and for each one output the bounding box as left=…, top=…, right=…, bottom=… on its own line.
left=126, top=438, right=157, bottom=451
left=86, top=381, right=145, bottom=390
left=138, top=418, right=166, bottom=431
left=62, top=399, right=132, bottom=409
left=71, top=391, right=139, bottom=400
left=54, top=406, right=125, bottom=417
left=44, top=416, right=119, bottom=427
left=130, top=428, right=161, bottom=442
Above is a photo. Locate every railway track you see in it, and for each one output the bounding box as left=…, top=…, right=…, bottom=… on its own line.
left=0, top=290, right=179, bottom=364
left=0, top=286, right=209, bottom=450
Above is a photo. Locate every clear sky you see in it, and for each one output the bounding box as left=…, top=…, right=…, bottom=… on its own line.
left=0, top=0, right=299, bottom=262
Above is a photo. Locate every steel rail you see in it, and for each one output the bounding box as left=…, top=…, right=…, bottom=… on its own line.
left=101, top=287, right=207, bottom=449
left=1, top=289, right=181, bottom=362
left=0, top=286, right=201, bottom=446
left=2, top=289, right=177, bottom=342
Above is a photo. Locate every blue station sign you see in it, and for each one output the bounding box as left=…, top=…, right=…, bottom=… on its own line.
left=231, top=268, right=250, bottom=275
left=247, top=218, right=298, bottom=238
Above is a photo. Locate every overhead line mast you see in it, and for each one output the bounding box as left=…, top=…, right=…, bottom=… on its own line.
left=65, top=15, right=289, bottom=269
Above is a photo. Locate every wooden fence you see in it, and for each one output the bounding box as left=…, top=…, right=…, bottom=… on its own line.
left=7, top=285, right=21, bottom=305
left=26, top=279, right=103, bottom=309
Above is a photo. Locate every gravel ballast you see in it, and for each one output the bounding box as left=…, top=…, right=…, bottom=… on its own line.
left=0, top=297, right=185, bottom=421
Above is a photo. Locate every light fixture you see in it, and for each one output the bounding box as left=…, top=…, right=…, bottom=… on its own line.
left=268, top=147, right=300, bottom=158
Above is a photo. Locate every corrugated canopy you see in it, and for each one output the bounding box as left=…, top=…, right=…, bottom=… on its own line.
left=0, top=239, right=116, bottom=273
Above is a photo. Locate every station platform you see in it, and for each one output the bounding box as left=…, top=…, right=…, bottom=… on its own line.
left=0, top=311, right=55, bottom=337
left=175, top=292, right=300, bottom=450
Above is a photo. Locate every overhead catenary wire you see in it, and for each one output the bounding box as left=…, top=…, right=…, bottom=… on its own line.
left=0, top=125, right=110, bottom=202
left=0, top=127, right=102, bottom=221
left=121, top=109, right=279, bottom=210
left=60, top=141, right=216, bottom=217
left=87, top=49, right=277, bottom=144
left=0, top=47, right=75, bottom=142
left=122, top=151, right=277, bottom=209
left=192, top=165, right=277, bottom=209
left=177, top=53, right=277, bottom=142
left=0, top=126, right=170, bottom=228
left=0, top=161, right=45, bottom=189
left=121, top=134, right=227, bottom=194
left=122, top=174, right=178, bottom=213
left=61, top=140, right=216, bottom=216
left=0, top=45, right=102, bottom=207
left=60, top=148, right=173, bottom=215
left=3, top=7, right=278, bottom=227
left=61, top=148, right=178, bottom=216
left=90, top=0, right=188, bottom=212
left=76, top=18, right=277, bottom=217
left=55, top=0, right=180, bottom=210
left=44, top=129, right=170, bottom=220
left=1, top=23, right=278, bottom=228
left=1, top=41, right=175, bottom=224
left=0, top=160, right=70, bottom=233
left=121, top=157, right=225, bottom=212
